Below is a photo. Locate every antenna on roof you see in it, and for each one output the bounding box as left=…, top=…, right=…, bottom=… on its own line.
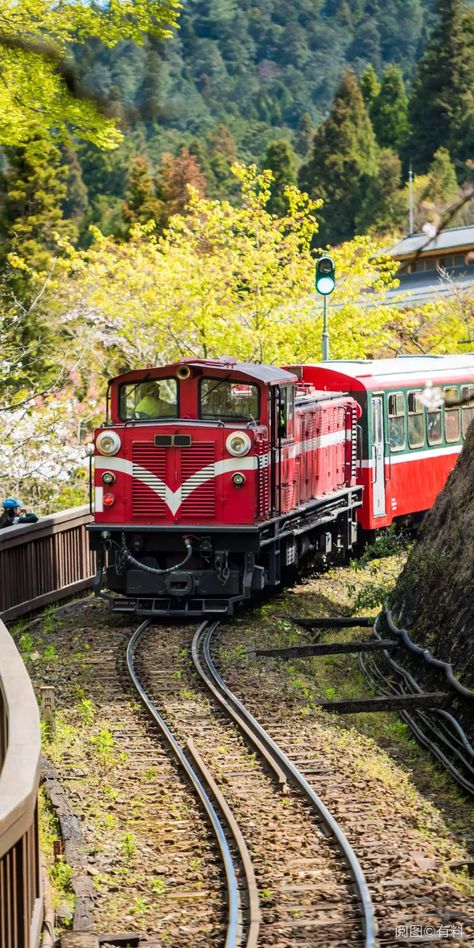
left=408, top=161, right=414, bottom=235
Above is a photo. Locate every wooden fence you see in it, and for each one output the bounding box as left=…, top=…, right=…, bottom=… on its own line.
left=0, top=506, right=94, bottom=945
left=0, top=507, right=94, bottom=621
left=0, top=619, right=42, bottom=948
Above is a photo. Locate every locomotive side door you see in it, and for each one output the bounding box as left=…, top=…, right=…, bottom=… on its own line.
left=371, top=394, right=386, bottom=517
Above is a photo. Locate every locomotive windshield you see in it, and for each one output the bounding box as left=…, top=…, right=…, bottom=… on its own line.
left=200, top=378, right=259, bottom=421
left=119, top=378, right=178, bottom=420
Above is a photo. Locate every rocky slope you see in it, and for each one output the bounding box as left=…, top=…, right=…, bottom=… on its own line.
left=391, top=421, right=474, bottom=690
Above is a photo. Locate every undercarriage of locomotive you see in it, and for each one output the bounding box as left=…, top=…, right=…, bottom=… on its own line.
left=88, top=489, right=362, bottom=616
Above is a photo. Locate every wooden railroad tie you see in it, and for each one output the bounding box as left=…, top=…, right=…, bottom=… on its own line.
left=247, top=639, right=397, bottom=660
left=318, top=693, right=450, bottom=713
left=291, top=615, right=374, bottom=629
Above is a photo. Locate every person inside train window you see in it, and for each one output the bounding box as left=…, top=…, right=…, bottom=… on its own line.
left=388, top=393, right=406, bottom=451
left=131, top=380, right=177, bottom=419
left=0, top=498, right=39, bottom=529
left=427, top=410, right=442, bottom=445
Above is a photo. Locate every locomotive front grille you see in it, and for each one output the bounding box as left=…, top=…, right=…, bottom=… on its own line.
left=131, top=440, right=216, bottom=520
left=180, top=442, right=216, bottom=519
left=132, top=443, right=167, bottom=517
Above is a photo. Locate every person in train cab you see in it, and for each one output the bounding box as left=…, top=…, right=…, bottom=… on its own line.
left=135, top=381, right=172, bottom=418
left=0, top=498, right=39, bottom=529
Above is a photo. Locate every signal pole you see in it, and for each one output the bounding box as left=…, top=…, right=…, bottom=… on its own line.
left=315, top=255, right=336, bottom=362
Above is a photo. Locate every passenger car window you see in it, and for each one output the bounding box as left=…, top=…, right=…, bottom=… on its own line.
left=461, top=385, right=474, bottom=437
left=443, top=386, right=460, bottom=443
left=427, top=410, right=442, bottom=445
left=388, top=392, right=406, bottom=451
left=120, top=378, right=178, bottom=420
left=407, top=391, right=424, bottom=448
left=200, top=378, right=259, bottom=421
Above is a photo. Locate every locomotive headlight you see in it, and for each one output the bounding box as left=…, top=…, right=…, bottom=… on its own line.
left=101, top=471, right=116, bottom=485
left=232, top=472, right=246, bottom=487
left=226, top=431, right=251, bottom=457
left=96, top=431, right=121, bottom=456
left=103, top=492, right=115, bottom=507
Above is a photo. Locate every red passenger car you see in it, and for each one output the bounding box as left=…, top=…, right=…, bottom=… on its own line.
left=88, top=358, right=362, bottom=615
left=301, top=355, right=474, bottom=532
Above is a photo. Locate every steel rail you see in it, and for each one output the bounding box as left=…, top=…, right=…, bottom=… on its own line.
left=192, top=621, right=376, bottom=948
left=360, top=627, right=474, bottom=795
left=126, top=620, right=244, bottom=948
left=361, top=651, right=474, bottom=794
left=185, top=738, right=261, bottom=948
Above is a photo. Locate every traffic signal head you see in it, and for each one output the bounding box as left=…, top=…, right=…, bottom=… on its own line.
left=315, top=255, right=335, bottom=295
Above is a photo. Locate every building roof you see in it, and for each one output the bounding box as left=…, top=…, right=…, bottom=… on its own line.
left=389, top=225, right=474, bottom=259
left=385, top=265, right=474, bottom=306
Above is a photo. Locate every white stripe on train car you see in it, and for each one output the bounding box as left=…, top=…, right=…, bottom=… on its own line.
left=94, top=428, right=351, bottom=516
left=95, top=455, right=259, bottom=516
left=361, top=443, right=463, bottom=468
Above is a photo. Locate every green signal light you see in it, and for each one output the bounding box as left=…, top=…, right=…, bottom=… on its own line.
left=315, top=255, right=335, bottom=295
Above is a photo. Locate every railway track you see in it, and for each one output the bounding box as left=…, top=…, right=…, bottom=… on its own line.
left=129, top=619, right=374, bottom=946
left=28, top=598, right=474, bottom=946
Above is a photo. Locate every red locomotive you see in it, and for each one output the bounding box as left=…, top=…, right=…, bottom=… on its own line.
left=88, top=354, right=474, bottom=616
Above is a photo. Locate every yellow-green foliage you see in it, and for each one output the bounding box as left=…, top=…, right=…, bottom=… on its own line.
left=0, top=0, right=180, bottom=147
left=61, top=164, right=400, bottom=367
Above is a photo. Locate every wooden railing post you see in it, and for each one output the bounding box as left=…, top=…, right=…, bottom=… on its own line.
left=0, top=620, right=42, bottom=948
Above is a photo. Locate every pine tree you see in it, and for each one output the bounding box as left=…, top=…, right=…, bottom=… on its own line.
left=264, top=140, right=298, bottom=216
left=359, top=64, right=380, bottom=111
left=208, top=125, right=238, bottom=197
left=295, top=113, right=316, bottom=158
left=3, top=137, right=75, bottom=272
left=427, top=147, right=459, bottom=204
left=371, top=64, right=409, bottom=152
left=408, top=0, right=474, bottom=173
left=299, top=70, right=379, bottom=244
left=356, top=149, right=407, bottom=235
left=62, top=145, right=89, bottom=240
left=122, top=155, right=163, bottom=227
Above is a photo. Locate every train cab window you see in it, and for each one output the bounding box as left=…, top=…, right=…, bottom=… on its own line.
left=407, top=392, right=425, bottom=448
left=461, top=385, right=474, bottom=437
left=444, top=386, right=460, bottom=443
left=278, top=386, right=295, bottom=440
left=388, top=392, right=406, bottom=451
left=200, top=378, right=259, bottom=421
left=427, top=409, right=442, bottom=445
left=120, top=378, right=178, bottom=420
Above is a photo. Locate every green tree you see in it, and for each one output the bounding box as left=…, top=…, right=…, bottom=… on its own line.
left=356, top=149, right=407, bottom=236
left=0, top=0, right=180, bottom=148
left=62, top=145, right=89, bottom=238
left=371, top=64, right=409, bottom=152
left=264, top=140, right=298, bottom=216
left=295, top=113, right=316, bottom=158
left=299, top=70, right=379, bottom=244
left=359, top=64, right=380, bottom=111
left=408, top=0, right=474, bottom=174
left=2, top=137, right=75, bottom=272
left=427, top=146, right=459, bottom=204
left=122, top=155, right=163, bottom=227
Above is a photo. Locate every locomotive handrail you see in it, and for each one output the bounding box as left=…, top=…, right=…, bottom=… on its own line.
left=0, top=505, right=94, bottom=620
left=0, top=618, right=42, bottom=948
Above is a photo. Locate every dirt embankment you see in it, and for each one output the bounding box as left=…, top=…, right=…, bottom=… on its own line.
left=391, top=422, right=474, bottom=690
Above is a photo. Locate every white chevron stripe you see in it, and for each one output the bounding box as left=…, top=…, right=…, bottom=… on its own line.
left=94, top=428, right=349, bottom=515
left=95, top=455, right=259, bottom=515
